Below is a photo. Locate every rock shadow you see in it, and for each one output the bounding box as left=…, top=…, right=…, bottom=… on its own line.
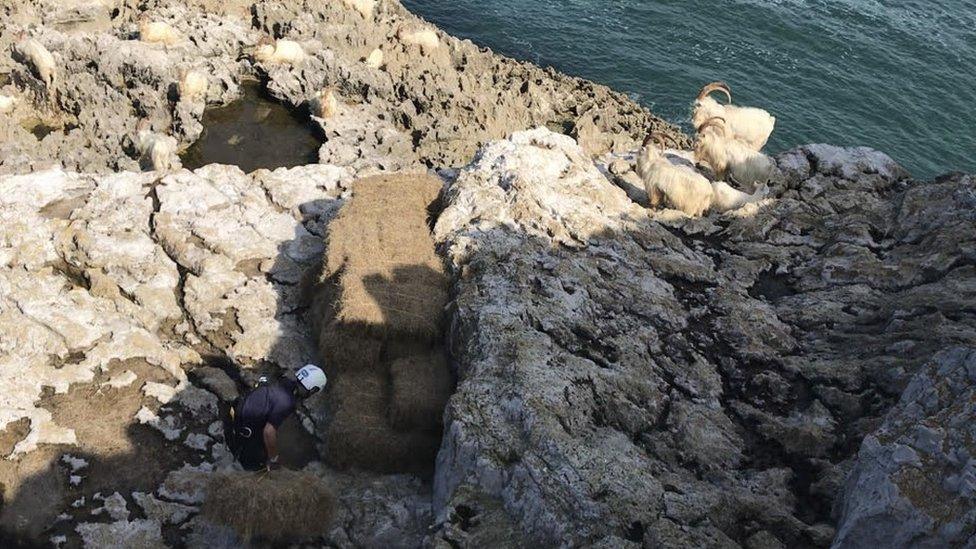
left=0, top=361, right=228, bottom=547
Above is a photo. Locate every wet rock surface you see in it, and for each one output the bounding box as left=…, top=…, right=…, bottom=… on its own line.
left=432, top=130, right=976, bottom=547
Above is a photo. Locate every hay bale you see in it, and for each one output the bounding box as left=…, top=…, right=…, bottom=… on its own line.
left=202, top=469, right=336, bottom=542
left=318, top=322, right=383, bottom=374
left=318, top=174, right=449, bottom=346
left=325, top=371, right=440, bottom=475
left=326, top=405, right=441, bottom=476
left=384, top=338, right=439, bottom=363
left=329, top=370, right=389, bottom=414
left=389, top=352, right=453, bottom=431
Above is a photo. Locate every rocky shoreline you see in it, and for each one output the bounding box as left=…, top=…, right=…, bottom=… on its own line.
left=2, top=1, right=975, bottom=548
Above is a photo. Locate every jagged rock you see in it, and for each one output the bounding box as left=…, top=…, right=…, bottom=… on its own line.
left=192, top=366, right=239, bottom=403
left=132, top=491, right=196, bottom=525
left=2, top=1, right=974, bottom=548
left=433, top=129, right=976, bottom=546
left=320, top=468, right=434, bottom=548
left=833, top=347, right=976, bottom=547
left=157, top=463, right=212, bottom=505
left=92, top=492, right=130, bottom=521
left=1, top=0, right=684, bottom=176
left=75, top=518, right=166, bottom=548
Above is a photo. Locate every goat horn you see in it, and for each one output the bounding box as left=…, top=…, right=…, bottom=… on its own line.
left=651, top=132, right=670, bottom=149
left=698, top=81, right=732, bottom=103
left=696, top=116, right=727, bottom=133
left=643, top=132, right=669, bottom=149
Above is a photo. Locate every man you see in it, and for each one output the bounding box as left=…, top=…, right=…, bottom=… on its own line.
left=230, top=364, right=327, bottom=471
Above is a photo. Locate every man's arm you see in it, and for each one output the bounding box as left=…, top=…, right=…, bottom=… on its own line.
left=263, top=422, right=279, bottom=468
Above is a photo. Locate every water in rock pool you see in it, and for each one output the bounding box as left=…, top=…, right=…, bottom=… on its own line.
left=180, top=81, right=321, bottom=173
left=403, top=0, right=976, bottom=178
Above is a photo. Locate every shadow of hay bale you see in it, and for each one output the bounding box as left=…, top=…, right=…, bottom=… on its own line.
left=389, top=352, right=452, bottom=431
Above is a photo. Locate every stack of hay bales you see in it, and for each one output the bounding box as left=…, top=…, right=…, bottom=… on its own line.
left=314, top=173, right=453, bottom=475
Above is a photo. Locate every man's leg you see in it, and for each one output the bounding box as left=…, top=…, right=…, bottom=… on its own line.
left=237, top=432, right=267, bottom=471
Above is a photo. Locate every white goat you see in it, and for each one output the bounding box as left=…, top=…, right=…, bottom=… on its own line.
left=136, top=120, right=180, bottom=172
left=314, top=87, right=338, bottom=118
left=178, top=69, right=208, bottom=101
left=397, top=27, right=440, bottom=54
left=0, top=95, right=17, bottom=114
left=695, top=117, right=777, bottom=192
left=691, top=81, right=775, bottom=151
left=636, top=132, right=714, bottom=217
left=340, top=0, right=376, bottom=19
left=364, top=48, right=384, bottom=69
left=139, top=20, right=180, bottom=46
left=253, top=37, right=306, bottom=65
left=13, top=34, right=57, bottom=99
left=710, top=180, right=768, bottom=213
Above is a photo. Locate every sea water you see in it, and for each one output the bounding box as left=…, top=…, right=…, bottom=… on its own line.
left=403, top=0, right=976, bottom=178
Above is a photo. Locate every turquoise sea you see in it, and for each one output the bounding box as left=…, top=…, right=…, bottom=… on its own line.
left=403, top=0, right=976, bottom=178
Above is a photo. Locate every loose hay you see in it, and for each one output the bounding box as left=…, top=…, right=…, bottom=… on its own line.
left=202, top=469, right=336, bottom=542
left=389, top=352, right=453, bottom=431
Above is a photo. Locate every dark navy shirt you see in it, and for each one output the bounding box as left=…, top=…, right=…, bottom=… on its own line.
left=239, top=378, right=297, bottom=429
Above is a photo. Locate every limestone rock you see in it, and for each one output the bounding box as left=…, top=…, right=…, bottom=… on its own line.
left=433, top=129, right=976, bottom=546
left=833, top=348, right=976, bottom=548
left=75, top=518, right=166, bottom=548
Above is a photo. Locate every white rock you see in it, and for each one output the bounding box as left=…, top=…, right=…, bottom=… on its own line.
left=104, top=370, right=138, bottom=388
left=132, top=491, right=196, bottom=525
left=135, top=407, right=183, bottom=441
left=92, top=492, right=130, bottom=521
left=207, top=421, right=224, bottom=438
left=61, top=453, right=89, bottom=471
left=184, top=433, right=211, bottom=451
left=157, top=463, right=212, bottom=505
left=142, top=381, right=178, bottom=404
left=76, top=519, right=166, bottom=549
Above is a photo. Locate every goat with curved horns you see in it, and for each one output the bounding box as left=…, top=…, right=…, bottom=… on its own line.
left=695, top=116, right=778, bottom=191
left=692, top=81, right=775, bottom=151
left=636, top=132, right=714, bottom=217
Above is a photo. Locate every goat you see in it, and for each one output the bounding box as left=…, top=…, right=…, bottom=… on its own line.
left=252, top=37, right=306, bottom=65
left=397, top=27, right=440, bottom=54
left=710, top=180, right=768, bottom=213
left=139, top=20, right=180, bottom=46
left=0, top=95, right=17, bottom=114
left=695, top=117, right=777, bottom=192
left=178, top=69, right=208, bottom=101
left=13, top=33, right=57, bottom=100
left=636, top=132, right=714, bottom=217
left=314, top=87, right=338, bottom=118
left=691, top=81, right=775, bottom=151
left=364, top=48, right=384, bottom=69
left=136, top=120, right=180, bottom=172
left=340, top=0, right=376, bottom=19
